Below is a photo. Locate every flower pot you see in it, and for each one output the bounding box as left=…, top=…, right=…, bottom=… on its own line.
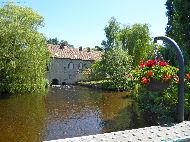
left=146, top=79, right=170, bottom=92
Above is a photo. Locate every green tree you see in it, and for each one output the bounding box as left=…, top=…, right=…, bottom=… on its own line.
left=47, top=38, right=74, bottom=47
left=100, top=47, right=133, bottom=90
left=88, top=61, right=106, bottom=81
left=60, top=40, right=69, bottom=46
left=47, top=37, right=59, bottom=45
left=0, top=3, right=50, bottom=94
left=94, top=46, right=103, bottom=51
left=165, top=0, right=190, bottom=64
left=85, top=47, right=133, bottom=90
left=102, top=17, right=152, bottom=66
left=120, top=24, right=152, bottom=66
left=101, top=17, right=120, bottom=51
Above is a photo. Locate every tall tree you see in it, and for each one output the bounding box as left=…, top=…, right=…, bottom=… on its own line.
left=0, top=3, right=50, bottom=94
left=47, top=37, right=59, bottom=45
left=100, top=47, right=133, bottom=89
left=101, top=17, right=120, bottom=50
left=120, top=24, right=152, bottom=66
left=165, top=0, right=190, bottom=64
left=94, top=46, right=103, bottom=51
left=60, top=40, right=69, bottom=46
left=47, top=38, right=74, bottom=47
left=102, top=17, right=152, bottom=66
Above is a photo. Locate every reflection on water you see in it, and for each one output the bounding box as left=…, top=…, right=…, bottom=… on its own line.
left=0, top=86, right=146, bottom=142
left=0, top=94, right=46, bottom=142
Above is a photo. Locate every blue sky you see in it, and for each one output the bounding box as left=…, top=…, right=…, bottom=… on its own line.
left=5, top=0, right=167, bottom=48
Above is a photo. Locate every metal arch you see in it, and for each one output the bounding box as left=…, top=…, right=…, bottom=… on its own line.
left=154, top=36, right=184, bottom=123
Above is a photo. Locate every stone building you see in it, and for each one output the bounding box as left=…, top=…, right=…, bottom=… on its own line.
left=47, top=44, right=102, bottom=85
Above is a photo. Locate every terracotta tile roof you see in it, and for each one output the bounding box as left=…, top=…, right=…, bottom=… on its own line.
left=48, top=44, right=102, bottom=61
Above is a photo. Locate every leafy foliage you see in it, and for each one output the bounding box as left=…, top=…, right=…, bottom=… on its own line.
left=47, top=37, right=74, bottom=47
left=47, top=37, right=59, bottom=45
left=134, top=82, right=190, bottom=124
left=83, top=61, right=106, bottom=81
left=132, top=65, right=190, bottom=123
left=120, top=24, right=152, bottom=66
left=101, top=47, right=132, bottom=84
left=92, top=46, right=103, bottom=51
left=84, top=47, right=133, bottom=91
left=101, top=17, right=120, bottom=50
left=0, top=3, right=50, bottom=94
left=102, top=17, right=152, bottom=66
left=165, top=0, right=190, bottom=65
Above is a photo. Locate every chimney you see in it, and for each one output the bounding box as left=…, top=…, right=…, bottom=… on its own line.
left=87, top=47, right=90, bottom=52
left=60, top=43, right=64, bottom=49
left=79, top=46, right=82, bottom=51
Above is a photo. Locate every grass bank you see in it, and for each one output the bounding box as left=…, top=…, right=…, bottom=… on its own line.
left=77, top=80, right=127, bottom=91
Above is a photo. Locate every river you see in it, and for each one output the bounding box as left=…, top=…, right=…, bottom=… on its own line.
left=0, top=86, right=149, bottom=142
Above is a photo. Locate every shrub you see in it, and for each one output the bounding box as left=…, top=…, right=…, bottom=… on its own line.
left=100, top=47, right=133, bottom=90
left=131, top=70, right=190, bottom=124
left=0, top=4, right=50, bottom=95
left=83, top=47, right=133, bottom=91
left=83, top=61, right=106, bottom=81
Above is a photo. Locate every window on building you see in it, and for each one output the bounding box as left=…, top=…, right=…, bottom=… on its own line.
left=78, top=62, right=83, bottom=70
left=68, top=62, right=74, bottom=70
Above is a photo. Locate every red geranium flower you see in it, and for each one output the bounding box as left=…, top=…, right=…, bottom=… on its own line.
left=132, top=59, right=178, bottom=87
left=141, top=77, right=149, bottom=84
left=139, top=63, right=145, bottom=69
left=162, top=74, right=171, bottom=81
left=147, top=71, right=153, bottom=76
left=186, top=74, right=190, bottom=79
left=159, top=61, right=167, bottom=66
left=145, top=60, right=157, bottom=68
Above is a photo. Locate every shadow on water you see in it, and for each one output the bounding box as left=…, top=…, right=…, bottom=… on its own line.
left=0, top=93, right=47, bottom=142
left=0, top=92, right=11, bottom=100
left=101, top=101, right=145, bottom=133
left=0, top=86, right=151, bottom=142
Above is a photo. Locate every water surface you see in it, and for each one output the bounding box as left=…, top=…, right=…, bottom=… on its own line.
left=0, top=86, right=147, bottom=142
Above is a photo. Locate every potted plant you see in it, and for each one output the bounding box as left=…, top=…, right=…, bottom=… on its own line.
left=131, top=59, right=179, bottom=92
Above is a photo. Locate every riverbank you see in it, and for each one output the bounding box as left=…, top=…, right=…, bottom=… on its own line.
left=77, top=80, right=103, bottom=89
left=77, top=80, right=126, bottom=91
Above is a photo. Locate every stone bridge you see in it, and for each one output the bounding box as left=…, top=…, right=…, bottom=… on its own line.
left=44, top=121, right=190, bottom=142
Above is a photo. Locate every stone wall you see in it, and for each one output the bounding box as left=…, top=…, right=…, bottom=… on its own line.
left=46, top=58, right=93, bottom=84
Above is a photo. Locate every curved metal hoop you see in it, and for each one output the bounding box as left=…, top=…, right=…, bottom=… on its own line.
left=154, top=36, right=184, bottom=123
